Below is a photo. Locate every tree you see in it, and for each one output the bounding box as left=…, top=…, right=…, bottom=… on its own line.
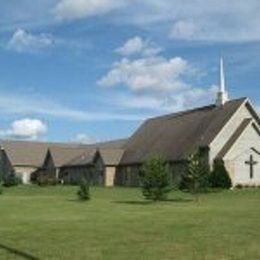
left=3, top=172, right=21, bottom=187
left=209, top=159, right=232, bottom=189
left=0, top=183, right=3, bottom=195
left=140, top=157, right=172, bottom=201
left=77, top=178, right=90, bottom=201
left=184, top=152, right=210, bottom=197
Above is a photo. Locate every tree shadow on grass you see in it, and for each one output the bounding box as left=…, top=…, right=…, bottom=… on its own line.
left=67, top=198, right=80, bottom=202
left=0, top=243, right=40, bottom=260
left=113, top=198, right=193, bottom=205
left=162, top=198, right=194, bottom=203
left=113, top=200, right=153, bottom=205
left=67, top=198, right=91, bottom=203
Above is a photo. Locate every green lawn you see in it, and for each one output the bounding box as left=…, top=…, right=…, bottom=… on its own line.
left=0, top=186, right=259, bottom=260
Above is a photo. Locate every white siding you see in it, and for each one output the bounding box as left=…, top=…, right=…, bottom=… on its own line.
left=105, top=167, right=116, bottom=187
left=209, top=103, right=253, bottom=165
left=14, top=166, right=38, bottom=184
left=224, top=124, right=260, bottom=186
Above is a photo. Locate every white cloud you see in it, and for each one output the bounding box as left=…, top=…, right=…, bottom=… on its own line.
left=165, top=1, right=260, bottom=42
left=170, top=20, right=198, bottom=40
left=119, top=1, right=260, bottom=42
left=100, top=37, right=201, bottom=93
left=1, top=1, right=260, bottom=43
left=72, top=133, right=101, bottom=144
left=8, top=29, right=54, bottom=53
left=98, top=56, right=191, bottom=92
left=99, top=36, right=218, bottom=112
left=54, top=0, right=127, bottom=20
left=115, top=36, right=161, bottom=57
left=0, top=118, right=47, bottom=140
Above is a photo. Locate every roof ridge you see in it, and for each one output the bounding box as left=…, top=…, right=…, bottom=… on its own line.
left=49, top=146, right=92, bottom=150
left=146, top=97, right=247, bottom=122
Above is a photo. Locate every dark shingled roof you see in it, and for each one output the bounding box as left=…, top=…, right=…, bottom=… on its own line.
left=98, top=149, right=124, bottom=166
left=0, top=140, right=85, bottom=167
left=120, top=98, right=247, bottom=165
left=48, top=146, right=96, bottom=168
left=62, top=149, right=97, bottom=167
left=87, top=139, right=127, bottom=149
left=0, top=138, right=127, bottom=168
left=0, top=140, right=49, bottom=167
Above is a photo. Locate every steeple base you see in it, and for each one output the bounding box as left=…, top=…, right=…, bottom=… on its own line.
left=216, top=91, right=229, bottom=106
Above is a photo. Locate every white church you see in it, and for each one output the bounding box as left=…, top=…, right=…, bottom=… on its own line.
left=118, top=58, right=260, bottom=187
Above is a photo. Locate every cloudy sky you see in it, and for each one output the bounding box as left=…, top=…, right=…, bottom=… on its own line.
left=0, top=0, right=259, bottom=143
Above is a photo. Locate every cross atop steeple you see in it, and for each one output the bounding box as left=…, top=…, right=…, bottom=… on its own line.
left=216, top=57, right=229, bottom=106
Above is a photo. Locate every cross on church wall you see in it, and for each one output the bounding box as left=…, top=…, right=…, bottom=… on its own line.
left=245, top=155, right=258, bottom=179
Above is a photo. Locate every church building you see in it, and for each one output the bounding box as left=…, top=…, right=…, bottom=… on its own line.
left=116, top=59, right=260, bottom=187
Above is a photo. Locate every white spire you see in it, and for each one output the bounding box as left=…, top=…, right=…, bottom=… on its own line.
left=220, top=57, right=225, bottom=92
left=216, top=57, right=229, bottom=106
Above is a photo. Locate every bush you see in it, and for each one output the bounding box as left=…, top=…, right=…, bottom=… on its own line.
left=140, top=157, right=172, bottom=201
left=183, top=152, right=210, bottom=194
left=37, top=175, right=57, bottom=186
left=77, top=178, right=90, bottom=201
left=209, top=160, right=232, bottom=189
left=235, top=184, right=243, bottom=189
left=0, top=183, right=3, bottom=195
left=3, top=173, right=21, bottom=187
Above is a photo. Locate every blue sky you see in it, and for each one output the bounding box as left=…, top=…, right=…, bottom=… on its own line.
left=0, top=0, right=259, bottom=143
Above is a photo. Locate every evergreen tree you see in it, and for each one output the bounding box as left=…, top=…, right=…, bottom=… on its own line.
left=140, top=157, right=172, bottom=201
left=210, top=159, right=232, bottom=189
left=184, top=152, right=210, bottom=196
left=3, top=172, right=21, bottom=187
left=77, top=178, right=90, bottom=201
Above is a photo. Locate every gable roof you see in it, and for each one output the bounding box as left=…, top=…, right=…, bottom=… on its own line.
left=61, top=149, right=97, bottom=167
left=0, top=137, right=127, bottom=168
left=120, top=98, right=247, bottom=165
left=48, top=146, right=95, bottom=168
left=0, top=140, right=49, bottom=167
left=0, top=140, right=82, bottom=167
left=98, top=149, right=124, bottom=166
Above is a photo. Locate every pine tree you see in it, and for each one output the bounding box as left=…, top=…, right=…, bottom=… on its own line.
left=140, top=157, right=172, bottom=201
left=185, top=152, right=210, bottom=197
left=3, top=172, right=21, bottom=187
left=210, top=159, right=232, bottom=189
left=77, top=178, right=90, bottom=201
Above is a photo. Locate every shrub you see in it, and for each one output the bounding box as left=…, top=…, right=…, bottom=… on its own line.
left=0, top=183, right=3, bottom=195
left=235, top=184, right=243, bottom=189
left=209, top=160, right=232, bottom=189
left=3, top=173, right=21, bottom=187
left=140, top=157, right=172, bottom=201
left=37, top=175, right=57, bottom=186
left=77, top=178, right=90, bottom=201
left=183, top=152, right=210, bottom=195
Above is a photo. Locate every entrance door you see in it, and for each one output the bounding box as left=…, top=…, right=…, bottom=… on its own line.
left=22, top=172, right=30, bottom=184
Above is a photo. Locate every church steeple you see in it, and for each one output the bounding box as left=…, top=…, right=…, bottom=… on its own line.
left=216, top=57, right=229, bottom=106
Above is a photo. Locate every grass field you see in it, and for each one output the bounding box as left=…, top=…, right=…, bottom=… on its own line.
left=0, top=186, right=259, bottom=260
